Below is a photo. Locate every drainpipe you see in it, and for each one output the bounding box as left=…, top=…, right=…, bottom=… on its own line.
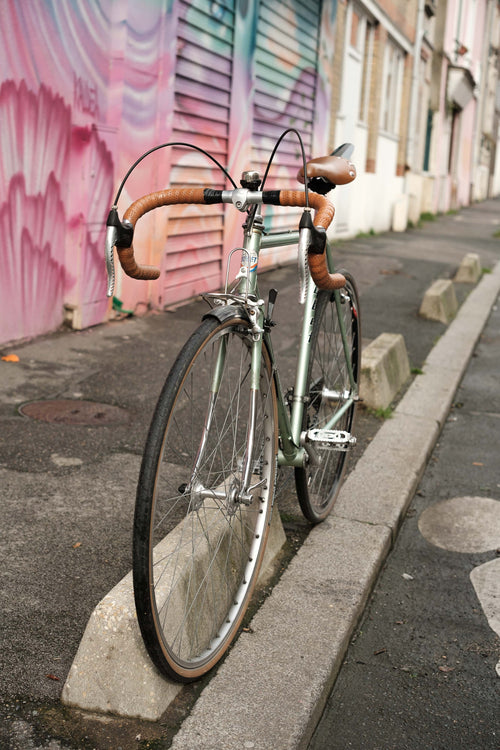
left=455, top=0, right=464, bottom=62
left=403, top=0, right=425, bottom=225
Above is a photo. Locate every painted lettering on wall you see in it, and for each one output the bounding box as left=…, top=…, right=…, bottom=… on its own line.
left=73, top=73, right=99, bottom=119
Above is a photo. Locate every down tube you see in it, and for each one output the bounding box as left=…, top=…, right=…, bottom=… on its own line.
left=289, top=279, right=317, bottom=444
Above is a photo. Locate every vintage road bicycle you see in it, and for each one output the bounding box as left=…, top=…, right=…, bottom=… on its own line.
left=105, top=129, right=360, bottom=682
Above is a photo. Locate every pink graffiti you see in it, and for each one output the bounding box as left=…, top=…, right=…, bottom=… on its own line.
left=0, top=174, right=68, bottom=343
left=0, top=80, right=113, bottom=342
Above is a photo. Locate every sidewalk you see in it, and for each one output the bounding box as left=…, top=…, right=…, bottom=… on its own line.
left=1, top=199, right=500, bottom=749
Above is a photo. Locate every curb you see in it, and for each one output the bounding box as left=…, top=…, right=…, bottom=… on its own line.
left=170, top=262, right=500, bottom=750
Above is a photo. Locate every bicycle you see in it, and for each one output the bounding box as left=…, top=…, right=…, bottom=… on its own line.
left=105, top=129, right=360, bottom=683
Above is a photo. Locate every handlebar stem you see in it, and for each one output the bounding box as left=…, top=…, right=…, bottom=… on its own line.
left=222, top=188, right=265, bottom=211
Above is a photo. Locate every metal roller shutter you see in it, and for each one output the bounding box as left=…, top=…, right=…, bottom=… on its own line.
left=164, top=0, right=235, bottom=305
left=253, top=0, right=322, bottom=244
left=163, top=0, right=322, bottom=303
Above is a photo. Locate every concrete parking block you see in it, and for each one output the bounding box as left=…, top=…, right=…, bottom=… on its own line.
left=403, top=261, right=500, bottom=426
left=61, top=572, right=182, bottom=720
left=454, top=252, right=481, bottom=283
left=360, top=332, right=410, bottom=409
left=419, top=278, right=458, bottom=323
left=61, top=497, right=286, bottom=720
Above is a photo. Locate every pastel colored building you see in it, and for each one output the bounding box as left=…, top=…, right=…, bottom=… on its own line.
left=406, top=0, right=500, bottom=217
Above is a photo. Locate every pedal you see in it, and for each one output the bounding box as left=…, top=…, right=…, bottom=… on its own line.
left=305, top=428, right=356, bottom=451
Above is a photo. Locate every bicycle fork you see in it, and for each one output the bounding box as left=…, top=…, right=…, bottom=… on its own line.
left=186, top=312, right=267, bottom=509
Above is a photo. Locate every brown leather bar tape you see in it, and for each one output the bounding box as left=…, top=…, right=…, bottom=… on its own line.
left=117, top=189, right=208, bottom=280
left=116, top=187, right=344, bottom=289
left=278, top=190, right=335, bottom=228
left=307, top=254, right=346, bottom=290
left=123, top=188, right=207, bottom=226
left=278, top=191, right=345, bottom=291
left=115, top=246, right=160, bottom=281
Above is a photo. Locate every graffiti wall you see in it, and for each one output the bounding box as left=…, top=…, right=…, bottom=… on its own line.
left=0, top=0, right=334, bottom=346
left=0, top=0, right=173, bottom=344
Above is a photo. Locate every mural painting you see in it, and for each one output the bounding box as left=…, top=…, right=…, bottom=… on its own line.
left=0, top=0, right=333, bottom=346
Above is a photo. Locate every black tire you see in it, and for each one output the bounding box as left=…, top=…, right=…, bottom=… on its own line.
left=295, top=272, right=360, bottom=522
left=133, top=315, right=277, bottom=681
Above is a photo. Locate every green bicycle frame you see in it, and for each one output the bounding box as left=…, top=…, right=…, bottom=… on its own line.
left=252, top=215, right=356, bottom=464
left=208, top=211, right=357, bottom=482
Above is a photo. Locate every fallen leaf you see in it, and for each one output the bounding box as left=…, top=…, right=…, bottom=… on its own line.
left=439, top=665, right=455, bottom=673
left=46, top=674, right=60, bottom=681
left=72, top=542, right=82, bottom=549
left=1, top=354, right=19, bottom=362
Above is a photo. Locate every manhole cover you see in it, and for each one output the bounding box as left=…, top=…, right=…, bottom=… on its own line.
left=20, top=399, right=129, bottom=425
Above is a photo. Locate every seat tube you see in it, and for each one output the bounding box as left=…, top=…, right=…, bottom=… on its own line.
left=238, top=214, right=263, bottom=298
left=240, top=217, right=266, bottom=492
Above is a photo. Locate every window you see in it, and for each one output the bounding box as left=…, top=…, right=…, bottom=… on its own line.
left=350, top=8, right=361, bottom=49
left=380, top=39, right=404, bottom=135
left=342, top=3, right=375, bottom=128
left=359, top=21, right=375, bottom=123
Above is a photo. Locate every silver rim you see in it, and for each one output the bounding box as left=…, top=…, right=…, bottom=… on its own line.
left=149, top=324, right=276, bottom=672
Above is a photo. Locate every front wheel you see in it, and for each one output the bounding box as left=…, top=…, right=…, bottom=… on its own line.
left=295, top=272, right=361, bottom=522
left=133, top=315, right=278, bottom=682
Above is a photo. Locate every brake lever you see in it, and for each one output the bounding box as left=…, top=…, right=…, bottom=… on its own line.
left=298, top=210, right=328, bottom=302
left=105, top=208, right=135, bottom=297
left=297, top=222, right=310, bottom=304
left=105, top=224, right=117, bottom=298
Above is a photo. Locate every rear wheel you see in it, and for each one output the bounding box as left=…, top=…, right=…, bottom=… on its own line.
left=295, top=273, right=360, bottom=522
left=133, top=315, right=278, bottom=681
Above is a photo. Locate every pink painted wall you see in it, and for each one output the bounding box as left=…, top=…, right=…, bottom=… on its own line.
left=0, top=0, right=334, bottom=346
left=1, top=0, right=117, bottom=343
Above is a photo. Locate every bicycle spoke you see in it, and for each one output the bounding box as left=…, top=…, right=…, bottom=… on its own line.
left=134, top=317, right=277, bottom=679
left=295, top=277, right=360, bottom=522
